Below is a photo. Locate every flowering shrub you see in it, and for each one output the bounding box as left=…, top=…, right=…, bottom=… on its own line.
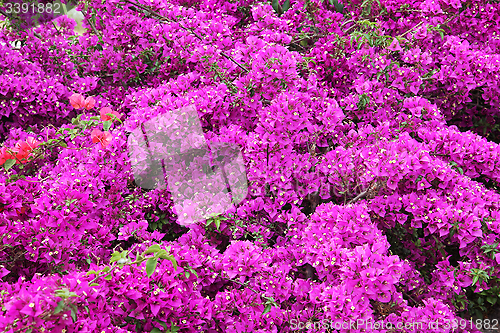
left=1, top=0, right=500, bottom=331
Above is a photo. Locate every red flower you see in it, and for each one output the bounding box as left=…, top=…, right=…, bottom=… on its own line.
left=84, top=96, right=96, bottom=110
left=100, top=107, right=122, bottom=121
left=91, top=129, right=113, bottom=148
left=70, top=93, right=96, bottom=110
left=12, top=137, right=41, bottom=164
left=69, top=93, right=85, bottom=109
left=18, top=137, right=41, bottom=152
left=0, top=147, right=14, bottom=165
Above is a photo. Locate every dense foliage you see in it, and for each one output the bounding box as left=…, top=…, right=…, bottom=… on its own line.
left=1, top=0, right=500, bottom=331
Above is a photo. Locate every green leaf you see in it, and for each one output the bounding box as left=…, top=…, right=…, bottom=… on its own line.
left=153, top=319, right=168, bottom=330
left=472, top=275, right=479, bottom=286
left=89, top=283, right=99, bottom=286
left=331, top=0, right=344, bottom=13
left=487, top=296, right=497, bottom=305
left=144, top=244, right=162, bottom=254
left=157, top=250, right=170, bottom=259
left=166, top=255, right=177, bottom=271
left=366, top=3, right=372, bottom=14
left=169, top=322, right=180, bottom=333
left=90, top=116, right=100, bottom=120
left=103, top=274, right=112, bottom=280
left=215, top=218, right=221, bottom=231
left=283, top=0, right=290, bottom=11
left=54, top=300, right=65, bottom=314
left=110, top=251, right=123, bottom=263
left=475, top=308, right=483, bottom=320
left=70, top=304, right=77, bottom=322
left=263, top=304, right=272, bottom=314
left=150, top=329, right=162, bottom=333
left=146, top=257, right=158, bottom=277
left=3, top=159, right=16, bottom=171
left=189, top=267, right=199, bottom=278
left=103, top=120, right=112, bottom=131
left=110, top=253, right=120, bottom=262
left=267, top=296, right=278, bottom=306
left=271, top=0, right=279, bottom=13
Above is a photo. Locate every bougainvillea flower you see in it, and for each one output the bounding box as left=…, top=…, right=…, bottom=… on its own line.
left=0, top=265, right=9, bottom=279
left=388, top=38, right=402, bottom=51
left=0, top=146, right=14, bottom=165
left=100, top=107, right=122, bottom=121
left=12, top=137, right=41, bottom=164
left=70, top=93, right=96, bottom=110
left=14, top=137, right=41, bottom=153
left=83, top=96, right=96, bottom=110
left=91, top=128, right=113, bottom=148
left=69, top=93, right=85, bottom=109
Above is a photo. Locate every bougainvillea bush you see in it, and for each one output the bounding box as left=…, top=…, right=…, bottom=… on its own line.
left=1, top=0, right=500, bottom=331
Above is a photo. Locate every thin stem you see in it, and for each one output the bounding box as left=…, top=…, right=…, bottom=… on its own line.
left=398, top=21, right=424, bottom=38
left=52, top=21, right=61, bottom=35
left=347, top=179, right=377, bottom=205
left=81, top=9, right=101, bottom=37
left=402, top=290, right=419, bottom=305
left=225, top=277, right=262, bottom=296
left=340, top=18, right=354, bottom=28
left=16, top=176, right=53, bottom=183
